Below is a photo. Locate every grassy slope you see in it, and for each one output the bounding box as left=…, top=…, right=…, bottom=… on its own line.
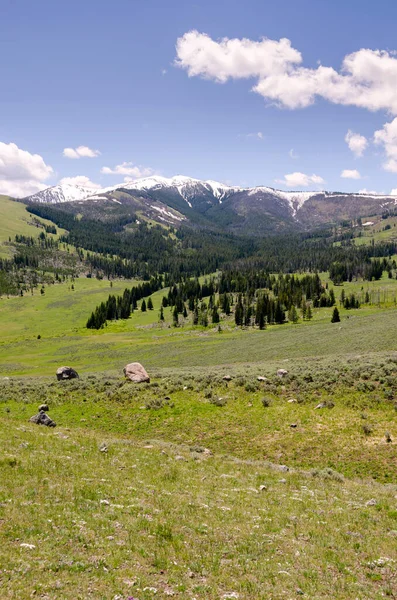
left=1, top=401, right=397, bottom=599
left=0, top=272, right=397, bottom=375
left=0, top=195, right=67, bottom=257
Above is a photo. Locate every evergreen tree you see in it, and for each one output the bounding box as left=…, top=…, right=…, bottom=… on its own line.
left=288, top=305, right=299, bottom=323
left=172, top=305, right=179, bottom=326
left=331, top=306, right=340, bottom=323
left=183, top=304, right=188, bottom=318
left=301, top=299, right=307, bottom=320
left=306, top=304, right=313, bottom=320
left=141, top=299, right=147, bottom=312
left=211, top=306, right=220, bottom=324
left=234, top=296, right=244, bottom=326
left=159, top=306, right=164, bottom=321
left=147, top=297, right=153, bottom=310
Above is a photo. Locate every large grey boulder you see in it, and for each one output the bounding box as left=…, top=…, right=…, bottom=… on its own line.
left=123, top=362, right=150, bottom=383
left=29, top=410, right=56, bottom=427
left=56, top=366, right=79, bottom=381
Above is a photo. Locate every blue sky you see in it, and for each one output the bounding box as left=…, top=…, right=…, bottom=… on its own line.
left=2, top=0, right=397, bottom=196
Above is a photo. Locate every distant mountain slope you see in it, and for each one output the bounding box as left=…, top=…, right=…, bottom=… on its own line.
left=23, top=176, right=397, bottom=235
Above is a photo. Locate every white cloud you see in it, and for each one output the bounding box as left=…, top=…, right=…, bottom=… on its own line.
left=0, top=141, right=53, bottom=197
left=289, top=148, right=299, bottom=159
left=59, top=175, right=101, bottom=189
left=341, top=169, right=361, bottom=179
left=374, top=118, right=397, bottom=172
left=240, top=131, right=263, bottom=140
left=176, top=31, right=397, bottom=114
left=63, top=146, right=101, bottom=159
left=345, top=130, right=368, bottom=157
left=276, top=171, right=325, bottom=188
left=359, top=188, right=382, bottom=195
left=175, top=30, right=302, bottom=83
left=101, top=162, right=154, bottom=178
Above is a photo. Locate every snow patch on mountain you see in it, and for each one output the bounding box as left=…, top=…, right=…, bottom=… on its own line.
left=247, top=186, right=320, bottom=216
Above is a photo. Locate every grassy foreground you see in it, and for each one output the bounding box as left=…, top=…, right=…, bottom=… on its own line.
left=1, top=387, right=397, bottom=600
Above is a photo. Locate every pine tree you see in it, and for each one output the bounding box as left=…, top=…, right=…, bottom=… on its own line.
left=172, top=305, right=179, bottom=327
left=301, top=299, right=307, bottom=320
left=147, top=297, right=153, bottom=310
left=211, top=306, right=220, bottom=324
left=331, top=306, right=340, bottom=323
left=234, top=297, right=244, bottom=326
left=306, top=304, right=313, bottom=320
left=159, top=306, right=164, bottom=321
left=288, top=305, right=299, bottom=323
left=141, top=299, right=147, bottom=312
left=183, top=304, right=188, bottom=318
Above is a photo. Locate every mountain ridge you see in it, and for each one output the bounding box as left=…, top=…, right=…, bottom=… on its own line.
left=22, top=175, right=397, bottom=236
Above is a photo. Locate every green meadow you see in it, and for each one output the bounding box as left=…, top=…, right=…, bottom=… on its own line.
left=2, top=215, right=397, bottom=597
left=0, top=195, right=67, bottom=258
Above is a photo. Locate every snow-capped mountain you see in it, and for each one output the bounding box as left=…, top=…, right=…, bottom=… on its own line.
left=22, top=175, right=397, bottom=235
left=23, top=176, right=241, bottom=207
left=24, top=183, right=104, bottom=204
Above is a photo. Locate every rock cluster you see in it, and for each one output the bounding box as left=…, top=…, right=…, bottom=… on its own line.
left=29, top=405, right=56, bottom=427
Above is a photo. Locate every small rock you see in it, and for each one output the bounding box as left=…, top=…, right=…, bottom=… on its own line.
left=290, top=423, right=298, bottom=428
left=223, top=375, right=232, bottom=381
left=366, top=498, right=377, bottom=506
left=20, top=543, right=36, bottom=550
left=100, top=499, right=110, bottom=506
left=296, top=588, right=304, bottom=595
left=99, top=443, right=108, bottom=453
left=38, top=404, right=49, bottom=412
left=288, top=398, right=298, bottom=403
left=385, top=431, right=392, bottom=443
left=56, top=366, right=79, bottom=381
left=257, top=376, right=267, bottom=382
left=259, top=485, right=267, bottom=491
left=277, top=369, right=288, bottom=378
left=279, top=478, right=287, bottom=483
left=175, top=455, right=186, bottom=461
left=315, top=402, right=327, bottom=409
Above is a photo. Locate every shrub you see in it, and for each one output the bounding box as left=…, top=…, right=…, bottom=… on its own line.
left=209, top=396, right=227, bottom=407
left=261, top=397, right=272, bottom=408
left=362, top=424, right=373, bottom=436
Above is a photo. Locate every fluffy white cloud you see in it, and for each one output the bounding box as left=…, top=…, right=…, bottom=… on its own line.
left=175, top=30, right=302, bottom=83
left=345, top=130, right=368, bottom=157
left=63, top=146, right=101, bottom=159
left=101, top=162, right=154, bottom=178
left=0, top=141, right=53, bottom=197
left=373, top=118, right=397, bottom=172
left=276, top=172, right=325, bottom=188
left=59, top=175, right=101, bottom=189
left=289, top=148, right=299, bottom=159
left=176, top=31, right=397, bottom=114
left=341, top=169, right=361, bottom=179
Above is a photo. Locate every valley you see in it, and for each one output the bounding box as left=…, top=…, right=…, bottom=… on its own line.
left=1, top=188, right=397, bottom=599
